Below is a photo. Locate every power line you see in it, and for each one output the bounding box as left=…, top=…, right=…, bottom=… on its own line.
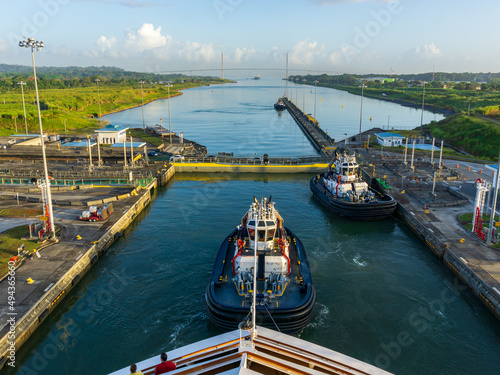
left=156, top=67, right=342, bottom=75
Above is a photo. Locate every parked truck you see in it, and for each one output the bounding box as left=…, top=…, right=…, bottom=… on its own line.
left=78, top=203, right=114, bottom=222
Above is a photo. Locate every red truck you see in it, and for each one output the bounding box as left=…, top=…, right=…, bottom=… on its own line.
left=78, top=203, right=114, bottom=221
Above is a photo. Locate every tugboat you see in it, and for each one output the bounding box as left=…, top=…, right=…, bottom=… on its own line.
left=310, top=151, right=397, bottom=220
left=274, top=98, right=287, bottom=111
left=205, top=197, right=315, bottom=334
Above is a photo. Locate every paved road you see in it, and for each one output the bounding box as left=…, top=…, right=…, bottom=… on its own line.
left=0, top=217, right=30, bottom=233
left=442, top=159, right=497, bottom=184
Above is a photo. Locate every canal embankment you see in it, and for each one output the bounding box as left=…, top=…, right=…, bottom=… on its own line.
left=355, top=147, right=500, bottom=320
left=281, top=97, right=335, bottom=157
left=0, top=166, right=174, bottom=369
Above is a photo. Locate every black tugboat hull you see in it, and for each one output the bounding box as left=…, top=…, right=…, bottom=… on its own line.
left=205, top=229, right=316, bottom=335
left=310, top=175, right=397, bottom=221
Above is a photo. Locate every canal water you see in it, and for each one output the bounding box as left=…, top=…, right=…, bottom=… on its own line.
left=10, top=175, right=500, bottom=375
left=103, top=78, right=444, bottom=157
left=9, top=81, right=500, bottom=375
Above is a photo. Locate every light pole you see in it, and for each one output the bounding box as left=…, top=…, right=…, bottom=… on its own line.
left=139, top=80, right=145, bottom=133
left=358, top=82, right=367, bottom=144
left=302, top=79, right=306, bottom=112
left=314, top=80, right=318, bottom=119
left=387, top=115, right=391, bottom=130
left=17, top=81, right=28, bottom=135
left=486, top=152, right=500, bottom=244
left=95, top=78, right=102, bottom=124
left=18, top=38, right=56, bottom=239
left=167, top=83, right=173, bottom=143
left=420, top=81, right=426, bottom=133
left=295, top=78, right=299, bottom=103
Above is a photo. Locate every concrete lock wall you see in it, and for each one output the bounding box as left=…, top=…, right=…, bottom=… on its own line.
left=172, top=164, right=326, bottom=174
left=396, top=203, right=500, bottom=320
left=443, top=251, right=500, bottom=319
left=0, top=245, right=98, bottom=362
left=0, top=180, right=158, bottom=366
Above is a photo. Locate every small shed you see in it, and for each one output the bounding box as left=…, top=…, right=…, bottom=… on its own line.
left=94, top=125, right=128, bottom=144
left=374, top=132, right=406, bottom=147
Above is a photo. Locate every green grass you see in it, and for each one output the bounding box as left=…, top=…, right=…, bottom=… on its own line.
left=459, top=212, right=499, bottom=225
left=0, top=226, right=40, bottom=276
left=0, top=208, right=43, bottom=217
left=426, top=115, right=500, bottom=160
left=128, top=129, right=164, bottom=147
left=459, top=212, right=500, bottom=247
left=0, top=80, right=229, bottom=136
left=326, top=84, right=500, bottom=114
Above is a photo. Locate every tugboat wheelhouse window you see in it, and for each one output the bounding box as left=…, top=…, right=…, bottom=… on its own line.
left=247, top=220, right=276, bottom=241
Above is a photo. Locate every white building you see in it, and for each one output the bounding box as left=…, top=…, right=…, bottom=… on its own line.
left=375, top=132, right=406, bottom=147
left=94, top=124, right=128, bottom=144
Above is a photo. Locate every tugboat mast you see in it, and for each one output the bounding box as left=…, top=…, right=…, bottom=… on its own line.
left=251, top=201, right=260, bottom=340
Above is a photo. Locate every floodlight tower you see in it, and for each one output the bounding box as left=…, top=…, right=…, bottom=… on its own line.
left=18, top=38, right=56, bottom=238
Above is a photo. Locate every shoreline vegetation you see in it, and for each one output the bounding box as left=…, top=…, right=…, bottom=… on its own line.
left=0, top=66, right=231, bottom=136
left=0, top=80, right=230, bottom=136
left=0, top=64, right=498, bottom=160
left=290, top=75, right=500, bottom=161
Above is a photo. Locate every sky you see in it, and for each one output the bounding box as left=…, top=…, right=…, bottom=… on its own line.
left=1, top=0, right=499, bottom=77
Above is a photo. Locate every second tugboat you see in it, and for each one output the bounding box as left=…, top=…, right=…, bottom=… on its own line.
left=310, top=150, right=397, bottom=220
left=205, top=197, right=315, bottom=334
left=274, top=98, right=286, bottom=111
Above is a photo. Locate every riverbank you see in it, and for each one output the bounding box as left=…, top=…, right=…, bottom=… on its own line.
left=0, top=79, right=231, bottom=136
left=315, top=83, right=456, bottom=117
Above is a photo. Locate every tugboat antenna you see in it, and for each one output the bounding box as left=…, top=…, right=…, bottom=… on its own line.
left=251, top=204, right=260, bottom=341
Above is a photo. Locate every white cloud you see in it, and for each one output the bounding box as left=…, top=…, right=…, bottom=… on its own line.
left=233, top=47, right=256, bottom=63
left=125, top=23, right=169, bottom=52
left=97, top=35, right=117, bottom=52
left=178, top=41, right=217, bottom=62
left=416, top=43, right=441, bottom=58
left=329, top=46, right=352, bottom=64
left=289, top=39, right=325, bottom=65
left=87, top=23, right=218, bottom=64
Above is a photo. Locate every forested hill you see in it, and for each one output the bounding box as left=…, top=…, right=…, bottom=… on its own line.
left=0, top=64, right=224, bottom=89
left=395, top=72, right=500, bottom=83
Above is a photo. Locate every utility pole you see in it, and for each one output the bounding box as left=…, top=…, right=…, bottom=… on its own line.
left=486, top=152, right=500, bottom=244
left=18, top=81, right=28, bottom=135
left=285, top=53, right=289, bottom=98
left=167, top=84, right=173, bottom=143
left=358, top=82, right=366, bottom=143
left=95, top=78, right=102, bottom=124
left=97, top=136, right=102, bottom=166
left=88, top=135, right=93, bottom=171
left=221, top=53, right=224, bottom=79
left=19, top=38, right=56, bottom=239
left=139, top=80, right=145, bottom=133
left=123, top=138, right=127, bottom=170
left=430, top=138, right=435, bottom=165
left=314, top=80, right=318, bottom=119
left=420, top=81, right=426, bottom=134
left=130, top=135, right=134, bottom=167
